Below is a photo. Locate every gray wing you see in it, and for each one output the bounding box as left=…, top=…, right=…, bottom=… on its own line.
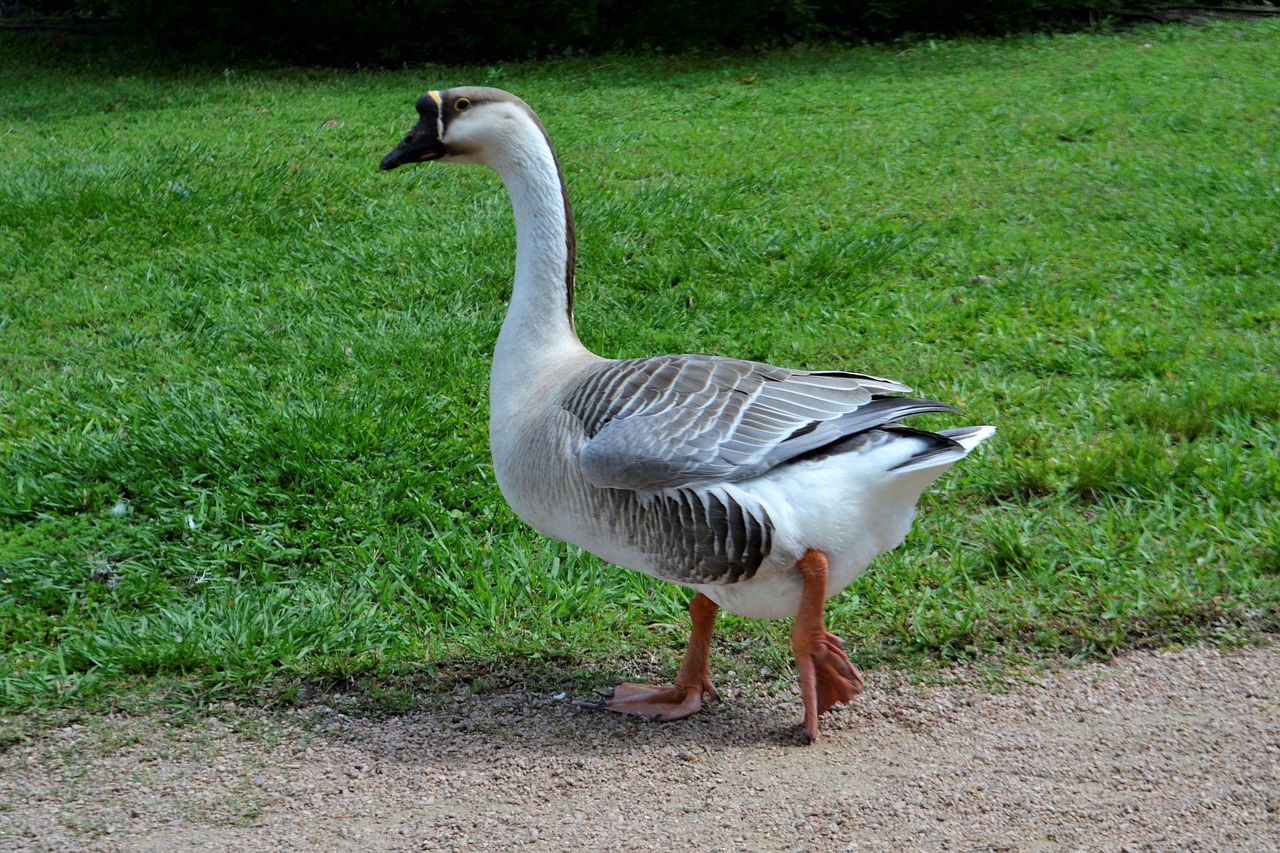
left=563, top=355, right=955, bottom=490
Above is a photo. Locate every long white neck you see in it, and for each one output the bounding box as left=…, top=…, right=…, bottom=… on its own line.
left=485, top=115, right=592, bottom=414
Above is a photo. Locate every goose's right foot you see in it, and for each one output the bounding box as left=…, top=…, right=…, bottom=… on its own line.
left=599, top=592, right=720, bottom=723
left=601, top=680, right=717, bottom=721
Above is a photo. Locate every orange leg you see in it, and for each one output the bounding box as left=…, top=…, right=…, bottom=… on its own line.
left=792, top=549, right=864, bottom=742
left=602, top=592, right=720, bottom=721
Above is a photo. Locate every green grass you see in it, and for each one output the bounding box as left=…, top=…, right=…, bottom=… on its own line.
left=1, top=22, right=1278, bottom=712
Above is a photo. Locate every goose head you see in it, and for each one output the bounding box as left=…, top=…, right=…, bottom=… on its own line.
left=380, top=86, right=539, bottom=170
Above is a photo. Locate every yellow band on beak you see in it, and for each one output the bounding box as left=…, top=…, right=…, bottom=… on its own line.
left=429, top=90, right=444, bottom=140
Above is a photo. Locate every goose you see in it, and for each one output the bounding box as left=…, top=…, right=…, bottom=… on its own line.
left=380, top=87, right=993, bottom=742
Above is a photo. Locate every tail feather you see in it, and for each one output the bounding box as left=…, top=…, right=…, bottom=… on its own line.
left=942, top=424, right=996, bottom=452
left=889, top=424, right=995, bottom=474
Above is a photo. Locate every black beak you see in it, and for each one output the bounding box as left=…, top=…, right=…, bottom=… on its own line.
left=380, top=119, right=446, bottom=170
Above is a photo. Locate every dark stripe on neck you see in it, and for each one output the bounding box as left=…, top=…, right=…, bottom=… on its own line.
left=525, top=107, right=577, bottom=333
left=552, top=149, right=577, bottom=332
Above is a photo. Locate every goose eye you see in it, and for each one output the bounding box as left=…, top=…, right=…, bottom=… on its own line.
left=454, top=97, right=471, bottom=112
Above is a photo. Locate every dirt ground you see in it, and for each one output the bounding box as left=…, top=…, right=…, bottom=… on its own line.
left=2, top=642, right=1277, bottom=852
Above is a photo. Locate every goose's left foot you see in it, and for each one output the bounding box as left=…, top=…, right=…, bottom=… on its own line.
left=602, top=592, right=720, bottom=722
left=792, top=549, right=864, bottom=743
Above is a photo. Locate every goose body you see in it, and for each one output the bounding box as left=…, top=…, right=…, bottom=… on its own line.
left=500, top=355, right=990, bottom=621
left=382, top=87, right=993, bottom=740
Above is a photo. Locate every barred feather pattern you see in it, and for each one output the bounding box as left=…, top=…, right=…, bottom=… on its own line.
left=609, top=485, right=774, bottom=585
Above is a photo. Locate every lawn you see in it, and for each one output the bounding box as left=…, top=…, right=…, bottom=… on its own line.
left=1, top=21, right=1277, bottom=711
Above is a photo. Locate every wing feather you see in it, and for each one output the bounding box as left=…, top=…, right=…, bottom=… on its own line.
left=565, top=355, right=953, bottom=491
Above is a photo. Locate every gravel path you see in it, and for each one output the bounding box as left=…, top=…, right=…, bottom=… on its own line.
left=2, top=642, right=1278, bottom=852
